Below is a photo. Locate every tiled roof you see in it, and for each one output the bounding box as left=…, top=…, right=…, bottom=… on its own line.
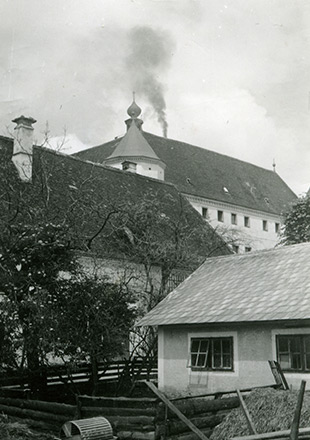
left=0, top=135, right=229, bottom=261
left=75, top=131, right=296, bottom=215
left=138, top=242, right=310, bottom=326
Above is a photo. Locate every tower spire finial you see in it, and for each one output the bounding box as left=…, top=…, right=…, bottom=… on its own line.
left=133, top=91, right=136, bottom=102
left=272, top=158, right=276, bottom=173
left=127, top=94, right=142, bottom=119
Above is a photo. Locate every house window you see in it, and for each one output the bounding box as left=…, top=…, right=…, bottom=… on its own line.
left=190, top=337, right=233, bottom=370
left=262, top=220, right=268, bottom=231
left=275, top=223, right=280, bottom=233
left=202, top=207, right=208, bottom=219
left=217, top=210, right=224, bottom=222
left=277, top=335, right=310, bottom=372
left=245, top=246, right=252, bottom=253
left=231, top=213, right=237, bottom=225
left=244, top=216, right=250, bottom=228
left=232, top=245, right=239, bottom=254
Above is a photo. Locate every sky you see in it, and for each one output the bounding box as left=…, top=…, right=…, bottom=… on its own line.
left=0, top=0, right=309, bottom=195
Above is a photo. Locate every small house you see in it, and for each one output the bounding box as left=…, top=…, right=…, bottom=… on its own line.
left=138, top=243, right=310, bottom=396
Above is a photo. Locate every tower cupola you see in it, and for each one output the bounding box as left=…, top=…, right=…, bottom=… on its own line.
left=125, top=92, right=143, bottom=131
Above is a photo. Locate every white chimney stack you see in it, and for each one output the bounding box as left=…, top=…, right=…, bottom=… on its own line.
left=12, top=115, right=36, bottom=182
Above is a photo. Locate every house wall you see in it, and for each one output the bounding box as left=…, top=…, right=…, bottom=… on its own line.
left=108, top=160, right=165, bottom=180
left=185, top=194, right=281, bottom=252
left=158, top=324, right=310, bottom=397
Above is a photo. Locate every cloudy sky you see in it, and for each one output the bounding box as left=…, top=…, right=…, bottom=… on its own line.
left=1, top=0, right=309, bottom=195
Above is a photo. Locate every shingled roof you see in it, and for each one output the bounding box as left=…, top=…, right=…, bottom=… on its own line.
left=75, top=131, right=296, bottom=215
left=138, top=242, right=310, bottom=326
left=0, top=135, right=229, bottom=261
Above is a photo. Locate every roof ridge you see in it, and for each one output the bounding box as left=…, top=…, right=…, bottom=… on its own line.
left=143, top=132, right=282, bottom=177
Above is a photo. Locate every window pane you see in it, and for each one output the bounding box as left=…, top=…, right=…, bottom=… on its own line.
left=305, top=354, right=310, bottom=371
left=291, top=353, right=302, bottom=370
left=222, top=339, right=231, bottom=354
left=278, top=337, right=289, bottom=353
left=290, top=337, right=301, bottom=352
left=213, top=339, right=221, bottom=355
left=191, top=340, right=200, bottom=352
left=191, top=354, right=198, bottom=366
left=200, top=340, right=209, bottom=353
left=223, top=354, right=232, bottom=368
left=279, top=354, right=290, bottom=369
left=213, top=354, right=221, bottom=368
left=304, top=336, right=310, bottom=353
left=197, top=354, right=206, bottom=367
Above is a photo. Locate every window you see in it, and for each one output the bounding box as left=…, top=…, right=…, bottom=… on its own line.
left=217, top=210, right=224, bottom=222
left=202, top=207, right=208, bottom=219
left=262, top=220, right=268, bottom=231
left=244, top=216, right=250, bottom=228
left=231, top=213, right=237, bottom=225
left=190, top=337, right=233, bottom=370
left=277, top=335, right=310, bottom=372
left=232, top=245, right=239, bottom=254
left=275, top=223, right=280, bottom=233
left=245, top=246, right=252, bottom=253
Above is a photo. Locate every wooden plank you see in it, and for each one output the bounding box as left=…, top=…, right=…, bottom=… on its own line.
left=268, top=361, right=289, bottom=390
left=231, top=427, right=310, bottom=440
left=236, top=389, right=257, bottom=435
left=290, top=380, right=306, bottom=440
left=144, top=381, right=209, bottom=440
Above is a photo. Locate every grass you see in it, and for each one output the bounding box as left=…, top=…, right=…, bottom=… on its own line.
left=0, top=414, right=56, bottom=440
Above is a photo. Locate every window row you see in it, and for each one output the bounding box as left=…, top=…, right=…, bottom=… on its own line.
left=189, top=334, right=310, bottom=372
left=201, top=207, right=280, bottom=232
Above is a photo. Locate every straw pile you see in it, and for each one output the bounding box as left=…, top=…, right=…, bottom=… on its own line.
left=211, top=388, right=310, bottom=440
left=0, top=414, right=55, bottom=440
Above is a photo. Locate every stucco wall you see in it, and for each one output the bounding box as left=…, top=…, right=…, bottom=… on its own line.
left=158, top=324, right=310, bottom=397
left=186, top=195, right=281, bottom=252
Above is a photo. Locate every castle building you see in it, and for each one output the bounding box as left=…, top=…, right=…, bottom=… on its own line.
left=75, top=99, right=297, bottom=252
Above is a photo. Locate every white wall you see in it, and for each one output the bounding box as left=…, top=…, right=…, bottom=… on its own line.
left=158, top=324, right=310, bottom=397
left=186, top=195, right=281, bottom=252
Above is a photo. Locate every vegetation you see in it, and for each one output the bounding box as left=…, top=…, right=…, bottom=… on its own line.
left=281, top=195, right=310, bottom=245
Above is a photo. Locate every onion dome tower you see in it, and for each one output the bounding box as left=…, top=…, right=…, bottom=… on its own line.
left=104, top=95, right=166, bottom=181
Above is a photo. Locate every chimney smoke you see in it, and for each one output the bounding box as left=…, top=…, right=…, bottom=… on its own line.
left=125, top=26, right=175, bottom=138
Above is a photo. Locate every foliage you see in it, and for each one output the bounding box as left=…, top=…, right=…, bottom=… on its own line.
left=281, top=195, right=310, bottom=245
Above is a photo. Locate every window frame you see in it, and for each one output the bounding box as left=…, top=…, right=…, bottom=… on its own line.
left=276, top=334, right=310, bottom=373
left=202, top=207, right=208, bottom=219
left=231, top=213, right=237, bottom=225
left=262, top=220, right=268, bottom=231
left=217, top=210, right=224, bottom=222
left=244, top=216, right=250, bottom=228
left=189, top=337, right=234, bottom=371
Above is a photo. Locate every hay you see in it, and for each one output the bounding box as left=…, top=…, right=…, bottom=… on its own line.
left=0, top=414, right=55, bottom=440
left=210, top=388, right=310, bottom=440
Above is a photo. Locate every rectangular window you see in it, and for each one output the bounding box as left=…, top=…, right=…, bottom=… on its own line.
left=190, top=337, right=233, bottom=371
left=277, top=335, right=310, bottom=372
left=244, top=216, right=250, bottom=228
left=202, top=207, right=208, bottom=219
left=245, top=246, right=252, bottom=253
left=217, top=210, right=224, bottom=222
left=275, top=223, right=280, bottom=233
left=263, top=220, right=268, bottom=231
left=232, top=245, right=239, bottom=254
left=231, top=213, right=237, bottom=225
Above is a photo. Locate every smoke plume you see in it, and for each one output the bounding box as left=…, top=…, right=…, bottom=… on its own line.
left=125, top=26, right=175, bottom=137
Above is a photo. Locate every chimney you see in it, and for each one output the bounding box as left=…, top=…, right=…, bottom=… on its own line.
left=122, top=160, right=137, bottom=173
left=12, top=115, right=37, bottom=182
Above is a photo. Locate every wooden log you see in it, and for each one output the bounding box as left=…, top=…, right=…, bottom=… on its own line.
left=157, top=396, right=240, bottom=420
left=117, top=430, right=156, bottom=440
left=80, top=405, right=157, bottom=417
left=0, top=396, right=76, bottom=416
left=144, top=381, right=209, bottom=440
left=79, top=395, right=158, bottom=409
left=166, top=414, right=225, bottom=435
left=0, top=403, right=69, bottom=423
left=231, top=427, right=310, bottom=440
left=237, top=389, right=257, bottom=435
left=290, top=380, right=306, bottom=440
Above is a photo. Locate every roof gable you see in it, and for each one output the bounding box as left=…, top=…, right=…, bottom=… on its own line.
left=138, top=242, right=310, bottom=326
left=75, top=132, right=296, bottom=215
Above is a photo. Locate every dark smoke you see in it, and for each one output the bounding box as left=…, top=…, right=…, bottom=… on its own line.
left=125, top=26, right=175, bottom=137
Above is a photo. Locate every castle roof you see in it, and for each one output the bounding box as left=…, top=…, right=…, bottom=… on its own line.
left=75, top=131, right=296, bottom=216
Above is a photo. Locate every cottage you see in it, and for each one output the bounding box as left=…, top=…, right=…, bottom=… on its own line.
left=138, top=242, right=310, bottom=396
